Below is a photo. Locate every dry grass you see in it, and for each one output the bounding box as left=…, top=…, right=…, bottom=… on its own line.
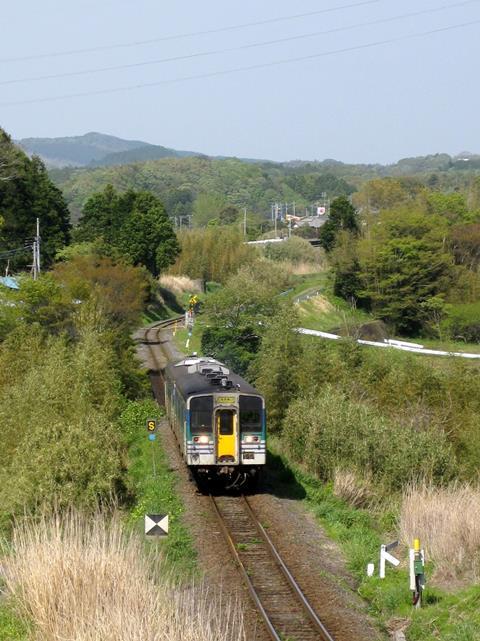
left=159, top=275, right=203, bottom=295
left=282, top=260, right=327, bottom=275
left=400, top=484, right=480, bottom=581
left=1, top=511, right=245, bottom=641
left=333, top=469, right=372, bottom=508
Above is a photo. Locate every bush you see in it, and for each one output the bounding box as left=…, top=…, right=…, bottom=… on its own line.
left=263, top=236, right=319, bottom=264
left=0, top=326, right=126, bottom=524
left=442, top=301, right=480, bottom=343
left=282, top=387, right=456, bottom=491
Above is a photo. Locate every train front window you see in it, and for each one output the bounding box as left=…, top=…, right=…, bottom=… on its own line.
left=190, top=396, right=213, bottom=434
left=239, top=396, right=263, bottom=433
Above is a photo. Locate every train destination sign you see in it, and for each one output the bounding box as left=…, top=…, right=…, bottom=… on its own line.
left=216, top=396, right=236, bottom=405
left=145, top=514, right=169, bottom=537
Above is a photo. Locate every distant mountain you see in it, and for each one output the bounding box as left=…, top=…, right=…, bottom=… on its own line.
left=90, top=144, right=205, bottom=167
left=16, top=132, right=201, bottom=168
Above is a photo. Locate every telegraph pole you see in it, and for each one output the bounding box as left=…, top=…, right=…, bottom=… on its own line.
left=36, top=218, right=40, bottom=276
left=243, top=207, right=247, bottom=238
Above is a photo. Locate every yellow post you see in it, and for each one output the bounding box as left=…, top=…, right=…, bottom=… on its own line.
left=414, top=538, right=420, bottom=552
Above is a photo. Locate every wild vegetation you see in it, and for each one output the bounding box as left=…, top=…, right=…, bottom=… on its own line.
left=2, top=511, right=244, bottom=641
left=0, top=129, right=70, bottom=268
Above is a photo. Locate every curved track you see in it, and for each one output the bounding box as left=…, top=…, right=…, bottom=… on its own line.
left=211, top=494, right=335, bottom=641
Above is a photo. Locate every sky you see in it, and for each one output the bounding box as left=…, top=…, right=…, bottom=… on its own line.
left=0, top=0, right=479, bottom=164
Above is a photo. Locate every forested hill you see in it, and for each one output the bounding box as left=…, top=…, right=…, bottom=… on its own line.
left=50, top=151, right=480, bottom=223
left=50, top=156, right=357, bottom=222
left=17, top=132, right=201, bottom=168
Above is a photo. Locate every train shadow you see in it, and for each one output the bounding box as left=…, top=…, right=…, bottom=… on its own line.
left=193, top=452, right=306, bottom=501
left=261, top=450, right=306, bottom=500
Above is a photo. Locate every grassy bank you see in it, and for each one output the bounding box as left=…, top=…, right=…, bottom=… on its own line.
left=267, top=438, right=480, bottom=640
left=122, top=399, right=197, bottom=578
left=0, top=602, right=30, bottom=641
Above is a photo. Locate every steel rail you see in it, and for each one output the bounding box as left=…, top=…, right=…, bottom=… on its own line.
left=209, top=495, right=282, bottom=641
left=243, top=496, right=335, bottom=641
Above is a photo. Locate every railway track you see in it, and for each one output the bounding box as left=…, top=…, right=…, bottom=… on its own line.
left=211, top=494, right=335, bottom=641
left=139, top=318, right=336, bottom=640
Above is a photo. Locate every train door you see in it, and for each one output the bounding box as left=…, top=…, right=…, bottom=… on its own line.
left=215, top=409, right=238, bottom=464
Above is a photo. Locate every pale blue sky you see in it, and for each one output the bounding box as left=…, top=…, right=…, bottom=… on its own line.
left=0, top=0, right=479, bottom=163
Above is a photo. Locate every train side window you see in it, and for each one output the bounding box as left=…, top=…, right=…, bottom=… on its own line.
left=239, top=396, right=263, bottom=433
left=190, top=396, right=213, bottom=434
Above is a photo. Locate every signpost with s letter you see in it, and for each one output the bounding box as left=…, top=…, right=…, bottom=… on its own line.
left=146, top=418, right=158, bottom=476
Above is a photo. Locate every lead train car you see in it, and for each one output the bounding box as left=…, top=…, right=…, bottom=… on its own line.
left=164, top=356, right=266, bottom=487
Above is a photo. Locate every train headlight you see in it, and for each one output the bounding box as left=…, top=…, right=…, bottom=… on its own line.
left=194, top=435, right=210, bottom=444
left=244, top=435, right=259, bottom=443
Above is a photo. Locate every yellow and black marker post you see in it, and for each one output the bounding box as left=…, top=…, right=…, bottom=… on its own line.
left=409, top=538, right=426, bottom=608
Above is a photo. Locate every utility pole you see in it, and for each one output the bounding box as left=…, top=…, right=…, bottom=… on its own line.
left=274, top=203, right=278, bottom=238
left=36, top=218, right=40, bottom=276
left=243, top=207, right=247, bottom=238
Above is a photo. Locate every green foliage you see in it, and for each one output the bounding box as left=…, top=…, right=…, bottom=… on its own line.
left=0, top=128, right=71, bottom=267
left=253, top=306, right=302, bottom=432
left=282, top=386, right=454, bottom=490
left=204, top=260, right=290, bottom=331
left=0, top=601, right=30, bottom=641
left=76, top=186, right=179, bottom=276
left=442, top=301, right=480, bottom=343
left=0, top=325, right=126, bottom=524
left=263, top=236, right=320, bottom=263
left=192, top=192, right=226, bottom=227
left=319, top=196, right=359, bottom=251
left=123, top=399, right=197, bottom=577
left=170, top=227, right=257, bottom=282
left=201, top=325, right=260, bottom=376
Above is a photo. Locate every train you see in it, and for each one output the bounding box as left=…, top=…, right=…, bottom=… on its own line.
left=164, top=355, right=266, bottom=488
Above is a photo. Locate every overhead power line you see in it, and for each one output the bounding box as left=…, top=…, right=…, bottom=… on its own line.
left=1, top=0, right=477, bottom=87
left=0, top=0, right=382, bottom=64
left=1, top=18, right=479, bottom=107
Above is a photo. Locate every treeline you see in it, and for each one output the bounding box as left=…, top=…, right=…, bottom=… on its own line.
left=325, top=178, right=480, bottom=337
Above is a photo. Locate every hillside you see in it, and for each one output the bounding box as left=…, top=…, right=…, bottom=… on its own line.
left=17, top=132, right=200, bottom=168
left=49, top=156, right=356, bottom=222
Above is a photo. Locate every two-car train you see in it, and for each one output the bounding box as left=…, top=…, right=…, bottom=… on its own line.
left=164, top=356, right=266, bottom=488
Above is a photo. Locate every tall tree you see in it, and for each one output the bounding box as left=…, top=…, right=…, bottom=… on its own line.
left=76, top=187, right=179, bottom=276
left=319, top=196, right=359, bottom=252
left=117, top=192, right=179, bottom=276
left=0, top=129, right=71, bottom=267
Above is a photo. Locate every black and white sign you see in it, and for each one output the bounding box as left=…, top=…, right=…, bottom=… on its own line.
left=145, top=514, right=169, bottom=537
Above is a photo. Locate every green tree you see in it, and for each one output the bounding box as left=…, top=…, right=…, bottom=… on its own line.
left=192, top=193, right=225, bottom=227
left=76, top=187, right=179, bottom=276
left=74, top=184, right=120, bottom=244
left=319, top=196, right=359, bottom=252
left=254, top=306, right=302, bottom=432
left=117, top=192, right=179, bottom=276
left=0, top=129, right=71, bottom=267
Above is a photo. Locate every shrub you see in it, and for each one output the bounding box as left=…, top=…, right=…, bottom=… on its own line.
left=263, top=236, right=320, bottom=264
left=442, top=302, right=480, bottom=343
left=0, top=326, right=125, bottom=523
left=282, top=387, right=456, bottom=491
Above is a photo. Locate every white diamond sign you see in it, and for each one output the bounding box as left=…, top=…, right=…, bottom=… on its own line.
left=145, top=514, right=169, bottom=537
